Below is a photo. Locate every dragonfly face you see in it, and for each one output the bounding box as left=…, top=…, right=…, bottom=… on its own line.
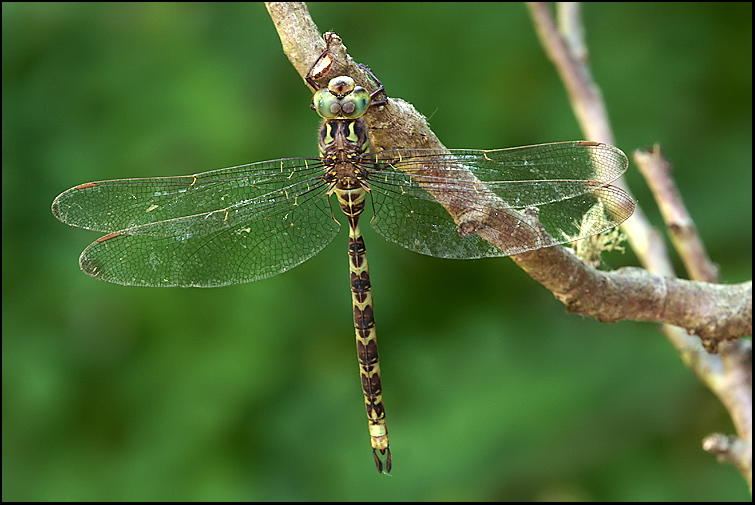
left=312, top=76, right=371, bottom=119
left=52, top=35, right=634, bottom=474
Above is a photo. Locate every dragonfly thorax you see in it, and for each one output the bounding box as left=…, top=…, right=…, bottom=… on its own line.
left=319, top=119, right=370, bottom=152
left=320, top=117, right=373, bottom=193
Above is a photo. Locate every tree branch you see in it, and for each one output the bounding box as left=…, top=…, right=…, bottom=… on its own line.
left=266, top=2, right=751, bottom=336
left=266, top=2, right=752, bottom=487
left=634, top=145, right=719, bottom=283
left=527, top=1, right=751, bottom=489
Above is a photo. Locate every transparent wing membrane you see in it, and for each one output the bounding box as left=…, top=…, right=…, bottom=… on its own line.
left=53, top=142, right=634, bottom=285
left=53, top=158, right=340, bottom=286
left=368, top=142, right=634, bottom=258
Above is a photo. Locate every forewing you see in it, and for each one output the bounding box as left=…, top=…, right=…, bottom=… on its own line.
left=52, top=158, right=325, bottom=233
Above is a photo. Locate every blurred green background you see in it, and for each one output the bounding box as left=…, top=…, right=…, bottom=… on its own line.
left=3, top=2, right=751, bottom=501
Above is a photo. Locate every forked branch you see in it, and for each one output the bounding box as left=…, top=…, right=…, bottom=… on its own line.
left=266, top=2, right=751, bottom=335
left=266, top=2, right=751, bottom=488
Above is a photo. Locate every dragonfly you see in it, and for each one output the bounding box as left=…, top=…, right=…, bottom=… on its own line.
left=52, top=36, right=635, bottom=474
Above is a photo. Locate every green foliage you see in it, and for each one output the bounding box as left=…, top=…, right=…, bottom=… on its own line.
left=2, top=3, right=750, bottom=501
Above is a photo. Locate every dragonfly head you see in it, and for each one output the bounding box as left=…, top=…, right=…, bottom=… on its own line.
left=312, top=76, right=371, bottom=120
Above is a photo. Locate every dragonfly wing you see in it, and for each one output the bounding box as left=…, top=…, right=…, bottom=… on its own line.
left=468, top=141, right=628, bottom=185
left=78, top=187, right=339, bottom=287
left=368, top=142, right=634, bottom=259
left=53, top=157, right=342, bottom=287
left=369, top=187, right=516, bottom=258
left=369, top=181, right=633, bottom=259
left=528, top=184, right=634, bottom=246
left=372, top=141, right=628, bottom=208
left=52, top=158, right=325, bottom=233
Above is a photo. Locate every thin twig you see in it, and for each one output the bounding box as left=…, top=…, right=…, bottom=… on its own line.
left=635, top=142, right=751, bottom=489
left=527, top=2, right=751, bottom=489
left=634, top=145, right=719, bottom=283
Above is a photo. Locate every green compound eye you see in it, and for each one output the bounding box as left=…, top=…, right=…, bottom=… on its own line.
left=313, top=88, right=341, bottom=118
left=339, top=87, right=370, bottom=119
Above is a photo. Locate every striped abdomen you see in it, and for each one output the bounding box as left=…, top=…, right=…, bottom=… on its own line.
left=320, top=112, right=390, bottom=473
left=334, top=183, right=391, bottom=474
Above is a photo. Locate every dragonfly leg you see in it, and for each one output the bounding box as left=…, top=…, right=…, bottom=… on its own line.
left=357, top=63, right=388, bottom=106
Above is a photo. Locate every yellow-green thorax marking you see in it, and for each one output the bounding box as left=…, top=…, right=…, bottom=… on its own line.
left=314, top=75, right=391, bottom=473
